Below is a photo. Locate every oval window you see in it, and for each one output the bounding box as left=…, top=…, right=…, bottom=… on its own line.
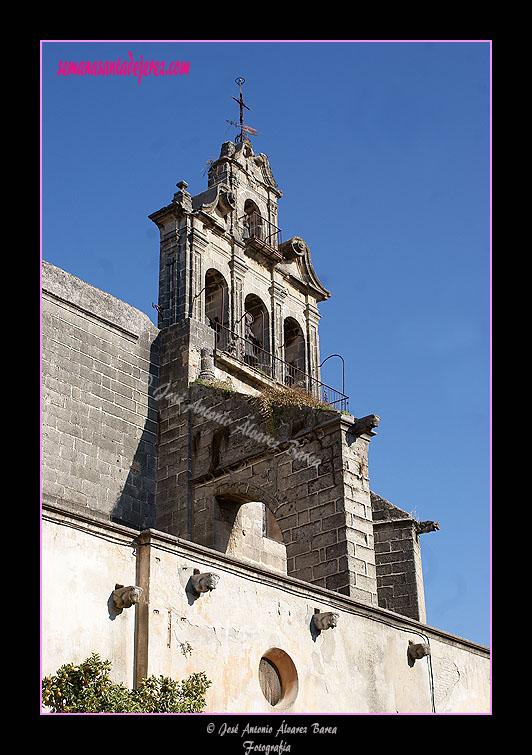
left=258, top=649, right=298, bottom=709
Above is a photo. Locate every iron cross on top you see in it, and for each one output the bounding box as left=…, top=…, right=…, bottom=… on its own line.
left=231, top=77, right=259, bottom=142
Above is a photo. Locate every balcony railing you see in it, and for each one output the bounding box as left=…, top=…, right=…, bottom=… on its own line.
left=212, top=322, right=349, bottom=412
left=240, top=211, right=282, bottom=252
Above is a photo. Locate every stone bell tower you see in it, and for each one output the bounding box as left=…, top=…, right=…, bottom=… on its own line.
left=148, top=78, right=335, bottom=404
left=149, top=80, right=381, bottom=608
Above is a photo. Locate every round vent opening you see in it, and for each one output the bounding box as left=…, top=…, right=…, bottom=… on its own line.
left=258, top=649, right=298, bottom=709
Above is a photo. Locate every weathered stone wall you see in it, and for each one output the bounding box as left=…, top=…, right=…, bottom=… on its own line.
left=156, top=380, right=378, bottom=605
left=154, top=209, right=189, bottom=327
left=41, top=261, right=160, bottom=529
left=214, top=500, right=287, bottom=574
left=41, top=502, right=491, bottom=714
left=371, top=492, right=427, bottom=621
left=158, top=319, right=216, bottom=396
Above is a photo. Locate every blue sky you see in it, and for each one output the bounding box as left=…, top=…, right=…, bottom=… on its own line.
left=41, top=40, right=491, bottom=647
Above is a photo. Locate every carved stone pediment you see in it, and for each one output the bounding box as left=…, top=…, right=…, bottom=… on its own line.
left=252, top=152, right=278, bottom=188
left=192, top=184, right=236, bottom=218
left=278, top=237, right=330, bottom=302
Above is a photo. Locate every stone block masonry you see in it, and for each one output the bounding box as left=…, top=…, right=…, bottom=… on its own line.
left=156, top=379, right=379, bottom=606
left=41, top=260, right=379, bottom=605
left=371, top=492, right=427, bottom=621
left=41, top=261, right=160, bottom=530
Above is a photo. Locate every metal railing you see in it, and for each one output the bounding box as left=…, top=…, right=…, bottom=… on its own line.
left=240, top=211, right=282, bottom=251
left=212, top=323, right=349, bottom=412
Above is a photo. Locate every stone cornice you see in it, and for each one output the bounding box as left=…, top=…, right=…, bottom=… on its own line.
left=41, top=497, right=490, bottom=658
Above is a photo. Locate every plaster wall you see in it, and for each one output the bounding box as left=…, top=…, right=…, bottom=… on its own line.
left=41, top=504, right=490, bottom=714
left=138, top=530, right=433, bottom=714
left=138, top=528, right=489, bottom=714
left=41, top=508, right=138, bottom=688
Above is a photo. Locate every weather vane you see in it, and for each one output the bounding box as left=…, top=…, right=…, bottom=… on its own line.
left=227, top=77, right=259, bottom=143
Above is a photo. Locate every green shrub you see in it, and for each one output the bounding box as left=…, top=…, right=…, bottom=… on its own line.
left=42, top=653, right=211, bottom=713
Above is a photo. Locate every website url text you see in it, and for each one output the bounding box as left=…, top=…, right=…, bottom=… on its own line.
left=57, top=51, right=190, bottom=84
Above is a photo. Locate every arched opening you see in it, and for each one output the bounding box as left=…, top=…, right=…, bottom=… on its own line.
left=205, top=269, right=229, bottom=348
left=243, top=199, right=263, bottom=240
left=214, top=496, right=287, bottom=574
left=243, top=293, right=271, bottom=375
left=283, top=317, right=306, bottom=388
left=242, top=199, right=280, bottom=251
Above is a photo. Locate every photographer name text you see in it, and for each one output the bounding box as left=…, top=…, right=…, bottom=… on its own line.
left=207, top=720, right=338, bottom=753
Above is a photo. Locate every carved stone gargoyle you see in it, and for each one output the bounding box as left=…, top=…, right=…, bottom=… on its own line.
left=190, top=572, right=219, bottom=596
left=408, top=640, right=431, bottom=662
left=312, top=611, right=339, bottom=632
left=112, top=584, right=143, bottom=614
left=351, top=414, right=380, bottom=436
left=414, top=521, right=440, bottom=534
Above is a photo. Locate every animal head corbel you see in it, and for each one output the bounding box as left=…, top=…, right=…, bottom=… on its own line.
left=408, top=640, right=431, bottom=662
left=190, top=571, right=220, bottom=596
left=112, top=584, right=143, bottom=614
left=312, top=610, right=339, bottom=632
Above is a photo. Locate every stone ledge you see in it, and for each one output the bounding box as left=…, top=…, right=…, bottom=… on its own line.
left=41, top=498, right=490, bottom=658
left=42, top=496, right=142, bottom=542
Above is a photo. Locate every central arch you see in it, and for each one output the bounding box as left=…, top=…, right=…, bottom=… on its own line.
left=210, top=484, right=287, bottom=574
